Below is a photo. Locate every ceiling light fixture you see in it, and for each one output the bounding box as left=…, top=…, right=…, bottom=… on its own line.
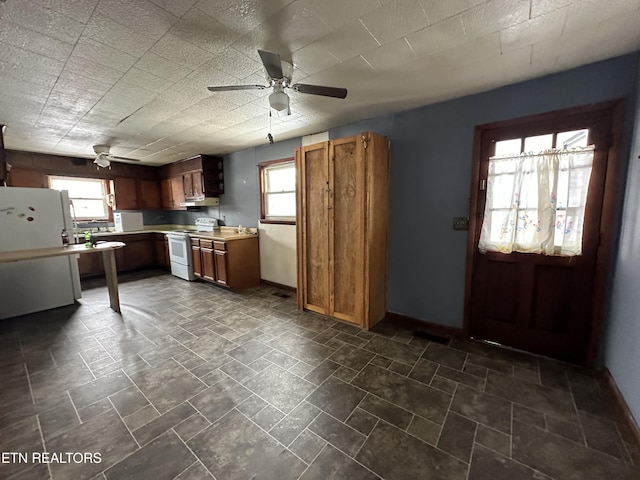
left=269, top=91, right=289, bottom=112
left=94, top=154, right=111, bottom=169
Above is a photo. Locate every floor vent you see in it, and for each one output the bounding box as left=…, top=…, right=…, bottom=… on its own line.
left=413, top=330, right=451, bottom=345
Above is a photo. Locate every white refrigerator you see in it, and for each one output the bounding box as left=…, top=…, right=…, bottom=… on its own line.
left=0, top=187, right=82, bottom=320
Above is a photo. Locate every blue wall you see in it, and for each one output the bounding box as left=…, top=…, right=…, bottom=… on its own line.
left=218, top=137, right=301, bottom=227
left=218, top=54, right=639, bottom=329
left=173, top=54, right=640, bottom=420
left=330, top=54, right=639, bottom=327
left=604, top=58, right=640, bottom=423
left=158, top=137, right=301, bottom=227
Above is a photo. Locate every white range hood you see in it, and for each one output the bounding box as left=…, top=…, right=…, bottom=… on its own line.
left=180, top=197, right=220, bottom=208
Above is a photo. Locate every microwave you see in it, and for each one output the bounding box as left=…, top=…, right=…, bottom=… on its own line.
left=114, top=212, right=144, bottom=232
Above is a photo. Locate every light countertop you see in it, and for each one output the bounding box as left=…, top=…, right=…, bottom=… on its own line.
left=187, top=230, right=258, bottom=241
left=0, top=242, right=126, bottom=263
left=82, top=225, right=258, bottom=242
left=81, top=224, right=194, bottom=236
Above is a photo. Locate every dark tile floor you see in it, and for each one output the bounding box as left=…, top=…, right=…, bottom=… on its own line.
left=1, top=270, right=639, bottom=480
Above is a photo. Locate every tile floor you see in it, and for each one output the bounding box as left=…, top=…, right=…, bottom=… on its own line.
left=1, top=270, right=639, bottom=480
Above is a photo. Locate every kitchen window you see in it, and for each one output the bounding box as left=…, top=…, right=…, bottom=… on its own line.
left=259, top=158, right=296, bottom=224
left=48, top=176, right=110, bottom=220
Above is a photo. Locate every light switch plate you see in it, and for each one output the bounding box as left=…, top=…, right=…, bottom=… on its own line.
left=453, top=217, right=469, bottom=230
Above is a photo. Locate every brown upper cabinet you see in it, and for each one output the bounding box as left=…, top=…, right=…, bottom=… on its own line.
left=183, top=171, right=199, bottom=200
left=160, top=154, right=224, bottom=201
left=161, top=176, right=186, bottom=210
left=138, top=179, right=162, bottom=209
left=296, top=132, right=390, bottom=330
left=111, top=177, right=137, bottom=210
left=6, top=167, right=47, bottom=188
left=112, top=177, right=162, bottom=210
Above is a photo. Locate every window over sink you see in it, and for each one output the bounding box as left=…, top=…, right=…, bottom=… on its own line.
left=48, top=176, right=110, bottom=221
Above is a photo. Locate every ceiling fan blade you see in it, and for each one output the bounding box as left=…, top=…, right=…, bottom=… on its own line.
left=292, top=83, right=348, bottom=99
left=207, top=85, right=267, bottom=92
left=109, top=155, right=141, bottom=162
left=93, top=146, right=140, bottom=164
left=258, top=50, right=283, bottom=79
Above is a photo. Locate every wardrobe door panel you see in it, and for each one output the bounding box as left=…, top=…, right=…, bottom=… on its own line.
left=300, top=144, right=329, bottom=314
left=330, top=138, right=364, bottom=323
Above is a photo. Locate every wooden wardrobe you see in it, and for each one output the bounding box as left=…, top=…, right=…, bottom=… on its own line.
left=295, top=132, right=390, bottom=329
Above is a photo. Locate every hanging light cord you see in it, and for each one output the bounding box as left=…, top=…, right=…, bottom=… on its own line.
left=267, top=111, right=274, bottom=144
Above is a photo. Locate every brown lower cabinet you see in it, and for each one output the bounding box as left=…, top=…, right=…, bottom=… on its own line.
left=190, top=236, right=259, bottom=290
left=155, top=233, right=170, bottom=269
left=77, top=249, right=103, bottom=277
left=200, top=240, right=215, bottom=282
left=78, top=233, right=164, bottom=277
left=214, top=249, right=228, bottom=286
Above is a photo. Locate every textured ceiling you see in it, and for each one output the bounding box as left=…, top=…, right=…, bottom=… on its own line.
left=1, top=0, right=640, bottom=165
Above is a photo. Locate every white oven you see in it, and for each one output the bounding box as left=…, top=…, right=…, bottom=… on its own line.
left=166, top=218, right=218, bottom=281
left=167, top=231, right=194, bottom=281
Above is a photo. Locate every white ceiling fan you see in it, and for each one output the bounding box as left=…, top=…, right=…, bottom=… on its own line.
left=92, top=145, right=140, bottom=169
left=206, top=50, right=348, bottom=115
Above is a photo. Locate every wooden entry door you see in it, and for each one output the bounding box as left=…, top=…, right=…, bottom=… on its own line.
left=466, top=103, right=622, bottom=365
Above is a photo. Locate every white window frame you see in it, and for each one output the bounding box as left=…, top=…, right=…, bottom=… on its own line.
left=48, top=176, right=110, bottom=221
left=259, top=159, right=296, bottom=224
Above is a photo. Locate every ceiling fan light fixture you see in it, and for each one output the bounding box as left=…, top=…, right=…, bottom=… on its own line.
left=269, top=91, right=289, bottom=111
left=206, top=50, right=347, bottom=114
left=94, top=154, right=111, bottom=168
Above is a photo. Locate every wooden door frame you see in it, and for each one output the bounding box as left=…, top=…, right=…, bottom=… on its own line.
left=463, top=100, right=626, bottom=367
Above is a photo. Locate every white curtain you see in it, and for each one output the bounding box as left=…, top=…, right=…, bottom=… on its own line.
left=478, top=146, right=594, bottom=256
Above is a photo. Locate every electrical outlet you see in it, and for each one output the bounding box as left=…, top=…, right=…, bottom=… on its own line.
left=453, top=217, right=469, bottom=230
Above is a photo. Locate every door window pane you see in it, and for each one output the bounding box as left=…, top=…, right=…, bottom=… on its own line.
left=489, top=172, right=516, bottom=209
left=524, top=134, right=553, bottom=153
left=494, top=138, right=521, bottom=156
left=479, top=146, right=594, bottom=256
left=557, top=129, right=588, bottom=148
